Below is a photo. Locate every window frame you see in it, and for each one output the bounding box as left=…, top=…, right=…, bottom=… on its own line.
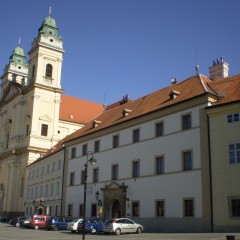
left=93, top=168, right=99, bottom=183
left=132, top=160, right=140, bottom=178
left=71, top=147, right=76, bottom=159
left=45, top=63, right=53, bottom=78
left=82, top=144, right=88, bottom=156
left=155, top=155, right=164, bottom=174
left=94, top=140, right=100, bottom=153
left=182, top=150, right=192, bottom=171
left=41, top=124, right=48, bottom=137
left=182, top=113, right=192, bottom=130
left=155, top=122, right=164, bottom=137
left=132, top=128, right=140, bottom=143
left=69, top=172, right=75, bottom=186
left=183, top=198, right=194, bottom=217
left=112, top=135, right=119, bottom=148
left=229, top=197, right=240, bottom=218
left=112, top=164, right=119, bottom=180
left=132, top=201, right=140, bottom=217
left=229, top=143, right=240, bottom=164
left=156, top=200, right=165, bottom=217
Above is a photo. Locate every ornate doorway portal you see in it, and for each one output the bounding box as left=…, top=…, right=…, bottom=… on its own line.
left=102, top=182, right=127, bottom=219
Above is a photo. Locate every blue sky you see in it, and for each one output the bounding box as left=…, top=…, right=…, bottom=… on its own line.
left=0, top=0, right=239, bottom=105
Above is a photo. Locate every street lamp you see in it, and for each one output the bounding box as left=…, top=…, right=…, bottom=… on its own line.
left=82, top=151, right=97, bottom=240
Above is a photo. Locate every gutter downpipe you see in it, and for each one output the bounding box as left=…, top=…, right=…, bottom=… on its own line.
left=207, top=115, right=214, bottom=232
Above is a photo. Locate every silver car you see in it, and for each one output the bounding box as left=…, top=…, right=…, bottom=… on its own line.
left=67, top=218, right=82, bottom=233
left=103, top=218, right=143, bottom=235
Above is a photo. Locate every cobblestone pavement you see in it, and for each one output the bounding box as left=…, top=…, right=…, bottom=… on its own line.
left=0, top=223, right=240, bottom=240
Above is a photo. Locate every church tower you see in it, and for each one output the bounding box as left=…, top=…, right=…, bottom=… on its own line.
left=27, top=7, right=64, bottom=157
left=0, top=9, right=64, bottom=217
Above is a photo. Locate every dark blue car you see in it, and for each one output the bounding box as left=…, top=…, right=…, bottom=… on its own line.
left=77, top=218, right=104, bottom=234
left=46, top=216, right=72, bottom=231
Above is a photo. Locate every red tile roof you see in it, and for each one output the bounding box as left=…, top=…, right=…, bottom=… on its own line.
left=40, top=73, right=240, bottom=159
left=59, top=94, right=104, bottom=124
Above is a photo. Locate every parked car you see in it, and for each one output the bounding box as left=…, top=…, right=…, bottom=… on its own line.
left=19, top=217, right=30, bottom=228
left=103, top=218, right=143, bottom=235
left=9, top=216, right=27, bottom=227
left=67, top=218, right=82, bottom=233
left=46, top=216, right=72, bottom=231
left=77, top=218, right=104, bottom=234
left=29, top=215, right=49, bottom=229
left=0, top=215, right=9, bottom=223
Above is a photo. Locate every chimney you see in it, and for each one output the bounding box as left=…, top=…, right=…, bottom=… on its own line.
left=209, top=57, right=229, bottom=80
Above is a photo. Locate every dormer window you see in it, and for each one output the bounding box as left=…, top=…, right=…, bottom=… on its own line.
left=122, top=109, right=132, bottom=117
left=93, top=120, right=102, bottom=128
left=169, top=90, right=180, bottom=100
left=45, top=64, right=53, bottom=78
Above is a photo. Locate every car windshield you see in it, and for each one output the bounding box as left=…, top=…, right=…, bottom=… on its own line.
left=73, top=219, right=80, bottom=223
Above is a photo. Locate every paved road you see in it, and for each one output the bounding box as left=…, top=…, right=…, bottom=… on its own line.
left=0, top=223, right=239, bottom=240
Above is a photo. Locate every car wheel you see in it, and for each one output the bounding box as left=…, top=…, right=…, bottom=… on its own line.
left=71, top=230, right=76, bottom=233
left=91, top=228, right=97, bottom=234
left=136, top=227, right=142, bottom=234
left=15, top=223, right=20, bottom=227
left=115, top=228, right=121, bottom=235
left=54, top=225, right=59, bottom=231
left=34, top=225, right=39, bottom=230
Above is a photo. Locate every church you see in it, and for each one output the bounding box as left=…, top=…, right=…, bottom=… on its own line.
left=0, top=10, right=103, bottom=217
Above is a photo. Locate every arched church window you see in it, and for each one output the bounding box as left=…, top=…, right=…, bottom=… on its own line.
left=45, top=64, right=53, bottom=78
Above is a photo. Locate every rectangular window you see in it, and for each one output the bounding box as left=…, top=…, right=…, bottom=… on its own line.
left=71, top=147, right=76, bottom=158
left=132, top=201, right=139, bottom=217
left=49, top=206, right=52, bottom=216
left=81, top=170, right=85, bottom=184
left=52, top=162, right=55, bottom=172
left=228, top=113, right=240, bottom=123
left=229, top=143, right=240, bottom=164
left=56, top=181, right=60, bottom=195
left=133, top=129, right=140, bottom=143
left=79, top=204, right=84, bottom=217
left=231, top=198, right=240, bottom=217
left=183, top=151, right=192, bottom=170
left=182, top=114, right=191, bottom=130
left=94, top=140, right=100, bottom=153
left=68, top=204, right=73, bottom=217
left=156, top=200, right=165, bottom=217
left=93, top=168, right=99, bottom=183
left=156, top=156, right=164, bottom=174
left=70, top=172, right=75, bottom=186
left=58, top=160, right=61, bottom=170
left=91, top=204, right=97, bottom=217
left=112, top=164, right=119, bottom=180
left=50, top=183, right=54, bottom=196
left=82, top=144, right=88, bottom=156
left=41, top=124, right=48, bottom=136
left=132, top=161, right=140, bottom=178
left=45, top=184, right=48, bottom=197
left=113, top=135, right=119, bottom=148
left=184, top=199, right=194, bottom=217
left=155, top=122, right=164, bottom=137
left=41, top=167, right=44, bottom=176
